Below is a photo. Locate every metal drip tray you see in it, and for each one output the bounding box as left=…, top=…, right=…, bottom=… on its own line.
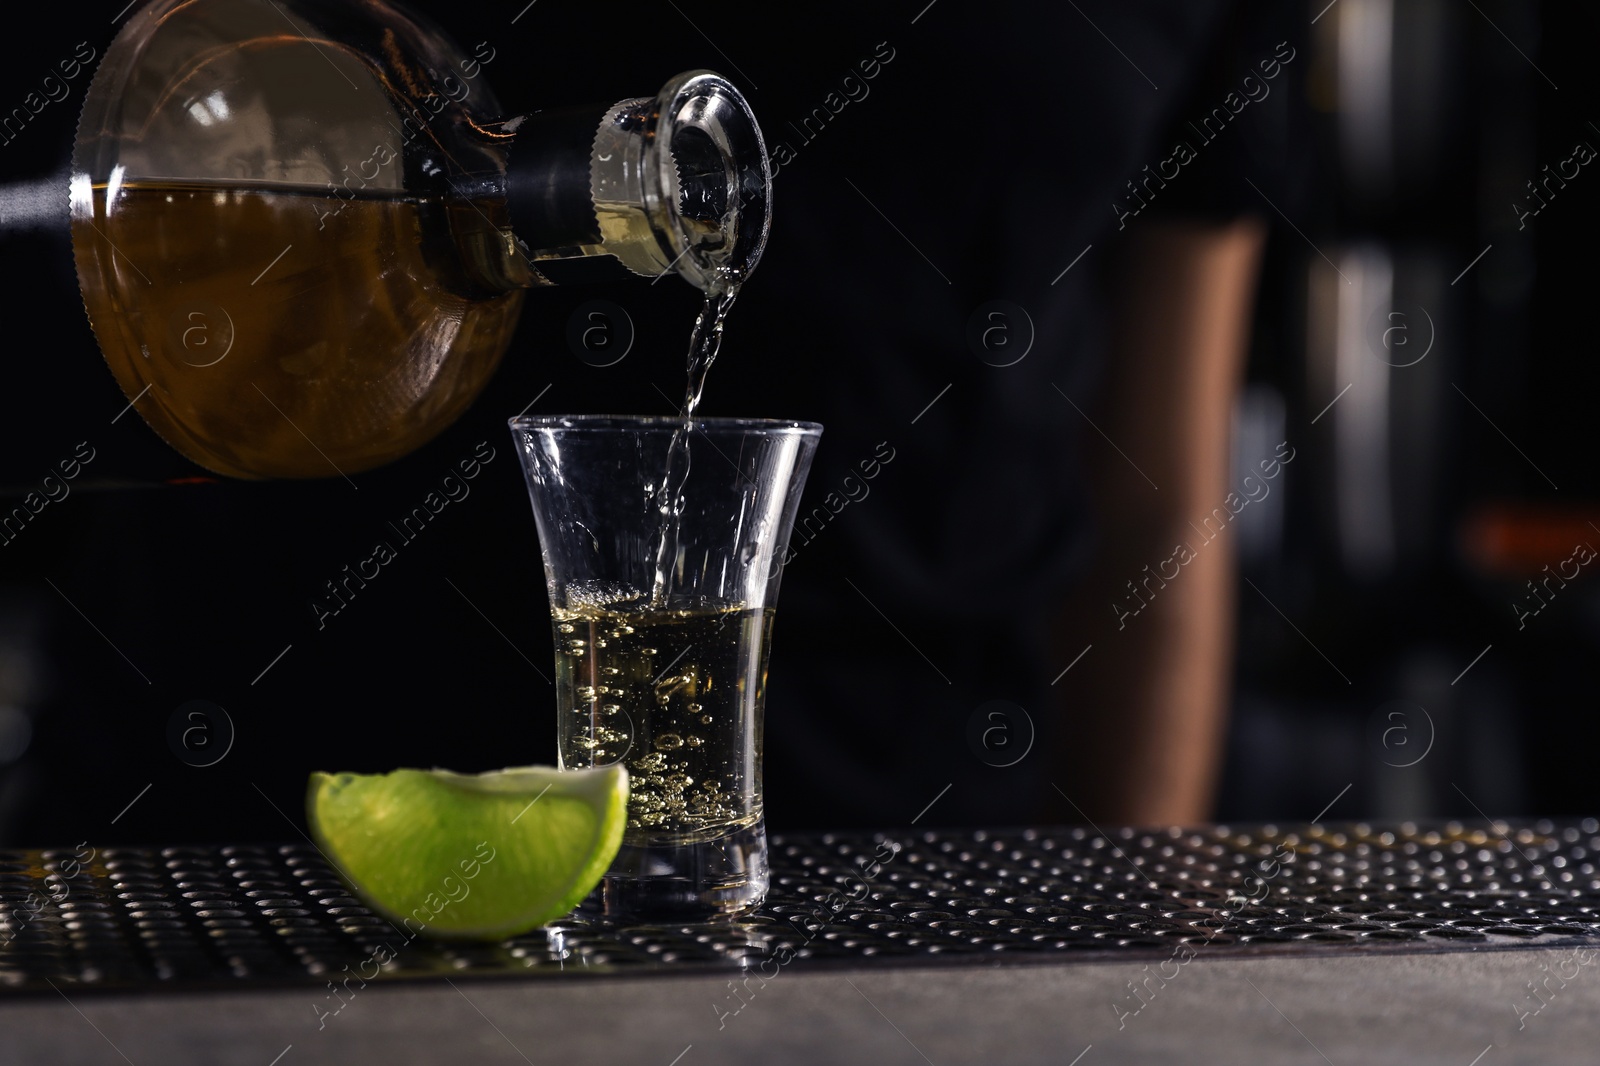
left=3, top=821, right=1599, bottom=995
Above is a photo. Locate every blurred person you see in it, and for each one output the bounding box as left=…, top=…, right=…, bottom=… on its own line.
left=712, top=0, right=1300, bottom=829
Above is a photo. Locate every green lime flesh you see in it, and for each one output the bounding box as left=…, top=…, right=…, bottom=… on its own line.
left=306, top=765, right=628, bottom=939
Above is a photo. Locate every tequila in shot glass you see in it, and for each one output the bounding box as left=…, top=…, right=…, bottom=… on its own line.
left=511, top=415, right=820, bottom=920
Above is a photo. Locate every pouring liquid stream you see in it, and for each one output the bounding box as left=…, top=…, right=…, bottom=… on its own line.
left=648, top=272, right=742, bottom=607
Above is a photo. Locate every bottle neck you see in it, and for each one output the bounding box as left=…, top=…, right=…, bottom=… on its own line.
left=498, top=71, right=770, bottom=294
left=0, top=173, right=68, bottom=232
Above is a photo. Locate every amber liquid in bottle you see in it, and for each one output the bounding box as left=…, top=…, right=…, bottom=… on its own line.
left=72, top=179, right=524, bottom=479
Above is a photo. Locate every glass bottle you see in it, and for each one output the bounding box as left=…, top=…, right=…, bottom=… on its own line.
left=70, top=0, right=770, bottom=480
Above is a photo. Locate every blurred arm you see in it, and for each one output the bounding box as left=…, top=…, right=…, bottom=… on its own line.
left=1054, top=217, right=1266, bottom=827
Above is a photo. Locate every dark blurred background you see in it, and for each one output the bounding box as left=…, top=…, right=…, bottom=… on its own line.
left=0, top=0, right=1596, bottom=846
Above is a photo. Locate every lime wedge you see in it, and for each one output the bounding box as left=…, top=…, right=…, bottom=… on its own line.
left=306, top=765, right=627, bottom=939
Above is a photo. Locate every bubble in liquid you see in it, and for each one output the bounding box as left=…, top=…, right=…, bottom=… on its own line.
left=700, top=715, right=713, bottom=725
left=641, top=647, right=658, bottom=656
left=602, top=703, right=621, bottom=715
left=574, top=736, right=597, bottom=750
left=664, top=772, right=693, bottom=790
left=687, top=702, right=702, bottom=713
left=687, top=736, right=704, bottom=748
left=602, top=667, right=620, bottom=676
left=656, top=733, right=684, bottom=751
left=558, top=623, right=575, bottom=634
left=632, top=752, right=666, bottom=771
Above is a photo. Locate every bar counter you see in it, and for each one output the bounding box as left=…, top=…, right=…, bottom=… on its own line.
left=3, top=822, right=1598, bottom=1064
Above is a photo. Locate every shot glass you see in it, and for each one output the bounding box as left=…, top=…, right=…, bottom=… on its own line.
left=510, top=415, right=821, bottom=920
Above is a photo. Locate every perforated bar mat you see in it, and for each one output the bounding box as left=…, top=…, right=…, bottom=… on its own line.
left=4, top=822, right=1599, bottom=995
